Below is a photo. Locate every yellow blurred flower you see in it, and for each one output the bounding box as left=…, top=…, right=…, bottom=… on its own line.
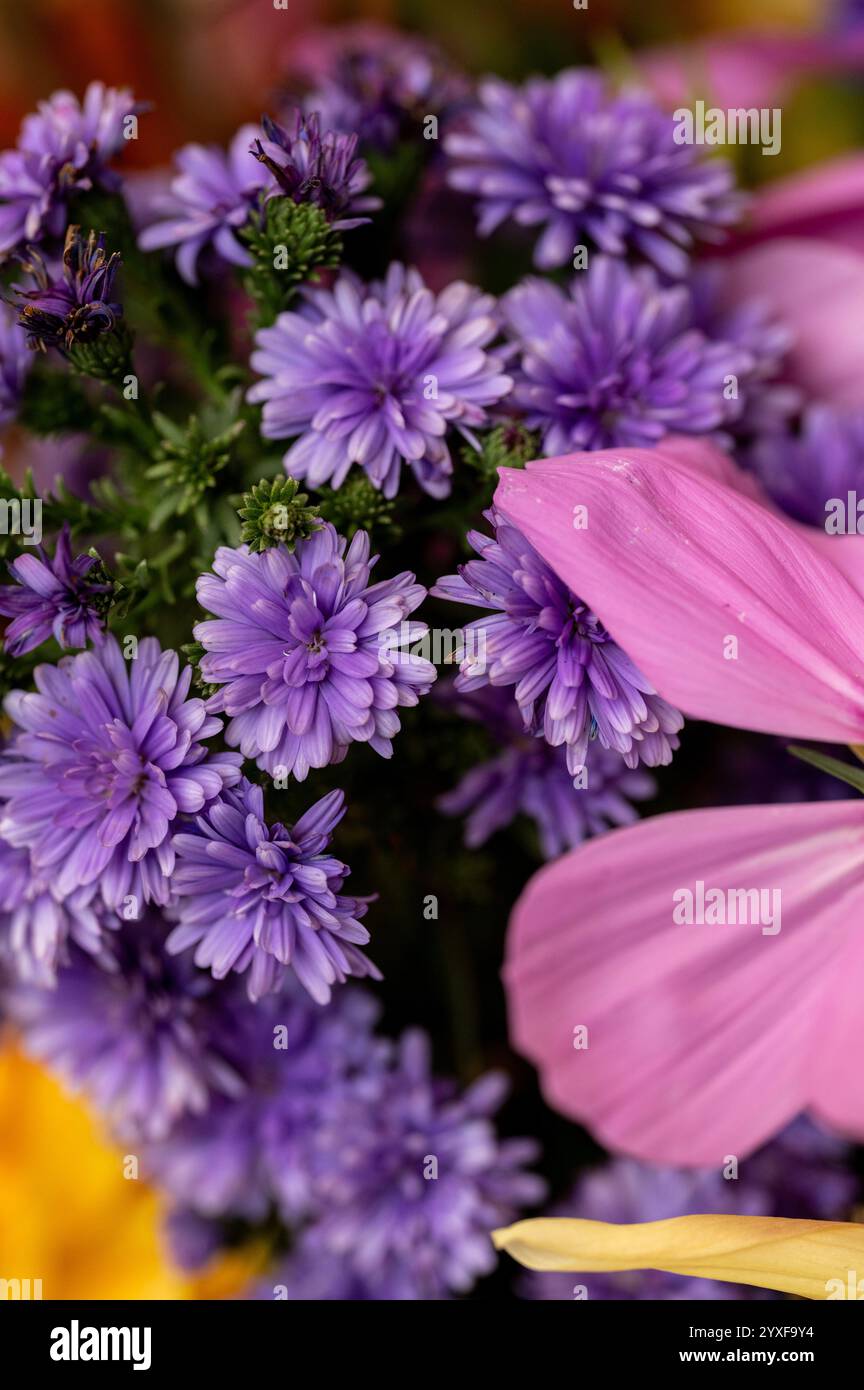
left=0, top=1044, right=257, bottom=1300
left=493, top=1212, right=864, bottom=1299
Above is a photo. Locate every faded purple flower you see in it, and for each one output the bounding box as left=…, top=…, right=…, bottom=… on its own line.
left=252, top=110, right=379, bottom=230
left=248, top=263, right=512, bottom=497
left=501, top=258, right=751, bottom=454
left=445, top=69, right=740, bottom=276
left=0, top=635, right=241, bottom=910
left=137, top=124, right=271, bottom=285
left=0, top=301, right=31, bottom=424
left=749, top=405, right=864, bottom=527
left=284, top=22, right=466, bottom=152
left=194, top=526, right=435, bottom=780
left=167, top=777, right=377, bottom=1005
left=145, top=985, right=386, bottom=1222
left=0, top=524, right=111, bottom=655
left=433, top=510, right=682, bottom=774
left=7, top=908, right=245, bottom=1140
left=306, top=1030, right=545, bottom=1299
left=14, top=226, right=122, bottom=352
left=0, top=834, right=104, bottom=985
left=689, top=262, right=799, bottom=441
left=0, top=82, right=137, bottom=258
left=437, top=685, right=655, bottom=858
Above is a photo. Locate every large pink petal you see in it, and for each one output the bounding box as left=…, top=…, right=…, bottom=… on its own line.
left=504, top=801, right=864, bottom=1163
left=494, top=443, right=864, bottom=743
left=663, top=435, right=864, bottom=606
left=718, top=238, right=864, bottom=408
left=663, top=435, right=864, bottom=604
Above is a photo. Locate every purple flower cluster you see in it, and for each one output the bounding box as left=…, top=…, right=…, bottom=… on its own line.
left=146, top=992, right=544, bottom=1299
left=302, top=1029, right=545, bottom=1299
left=0, top=82, right=137, bottom=259
left=137, top=124, right=271, bottom=285
left=433, top=510, right=683, bottom=775
left=445, top=69, right=740, bottom=276
left=248, top=263, right=512, bottom=498
left=437, top=685, right=655, bottom=858
left=0, top=635, right=241, bottom=911
left=194, top=526, right=435, bottom=780
left=7, top=909, right=245, bottom=1140
left=500, top=258, right=755, bottom=454
left=143, top=986, right=387, bottom=1223
left=0, top=523, right=111, bottom=654
left=168, top=778, right=377, bottom=1004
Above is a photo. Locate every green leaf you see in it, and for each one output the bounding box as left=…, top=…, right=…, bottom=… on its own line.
left=787, top=745, right=864, bottom=795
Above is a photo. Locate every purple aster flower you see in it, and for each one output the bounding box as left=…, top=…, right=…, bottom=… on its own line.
left=445, top=69, right=740, bottom=276
left=0, top=301, right=31, bottom=425
left=437, top=685, right=655, bottom=858
left=194, top=526, right=435, bottom=779
left=749, top=405, right=864, bottom=527
left=167, top=776, right=378, bottom=1005
left=0, top=634, right=241, bottom=910
left=304, top=1030, right=545, bottom=1300
left=137, top=124, right=271, bottom=285
left=251, top=109, right=379, bottom=231
left=0, top=149, right=60, bottom=260
left=0, top=82, right=137, bottom=258
left=0, top=524, right=111, bottom=655
left=7, top=908, right=246, bottom=1141
left=145, top=985, right=386, bottom=1222
left=500, top=258, right=751, bottom=454
left=248, top=264, right=512, bottom=498
left=432, top=510, right=682, bottom=774
left=19, top=82, right=136, bottom=174
left=283, top=22, right=467, bottom=152
left=13, top=225, right=122, bottom=353
left=0, top=833, right=104, bottom=985
left=521, top=1117, right=856, bottom=1301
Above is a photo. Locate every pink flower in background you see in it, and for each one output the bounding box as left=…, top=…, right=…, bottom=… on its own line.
left=716, top=237, right=864, bottom=409
left=640, top=29, right=864, bottom=112
left=495, top=438, right=864, bottom=1163
left=734, top=155, right=864, bottom=257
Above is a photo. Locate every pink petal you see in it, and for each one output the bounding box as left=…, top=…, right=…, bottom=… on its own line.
left=494, top=442, right=864, bottom=743
left=719, top=238, right=864, bottom=407
left=665, top=435, right=864, bottom=606
left=504, top=800, right=864, bottom=1163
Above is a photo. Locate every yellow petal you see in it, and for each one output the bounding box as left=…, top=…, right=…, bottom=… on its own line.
left=0, top=1045, right=253, bottom=1300
left=492, top=1214, right=864, bottom=1300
